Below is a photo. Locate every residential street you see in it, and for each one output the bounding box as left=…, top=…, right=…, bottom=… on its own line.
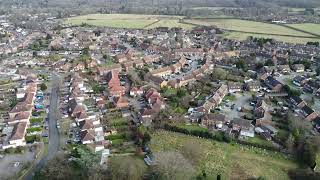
left=24, top=73, right=61, bottom=180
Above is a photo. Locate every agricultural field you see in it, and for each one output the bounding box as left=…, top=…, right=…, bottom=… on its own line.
left=146, top=19, right=194, bottom=29
left=287, top=23, right=320, bottom=36
left=150, top=130, right=298, bottom=180
left=185, top=18, right=313, bottom=37
left=65, top=14, right=190, bottom=29
left=221, top=31, right=319, bottom=44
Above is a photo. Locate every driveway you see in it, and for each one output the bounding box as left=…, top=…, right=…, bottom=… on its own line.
left=220, top=93, right=251, bottom=120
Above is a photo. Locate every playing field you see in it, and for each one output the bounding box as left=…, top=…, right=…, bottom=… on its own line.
left=65, top=14, right=191, bottom=29
left=150, top=130, right=298, bottom=180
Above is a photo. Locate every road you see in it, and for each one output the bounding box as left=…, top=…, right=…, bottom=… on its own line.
left=24, top=73, right=61, bottom=180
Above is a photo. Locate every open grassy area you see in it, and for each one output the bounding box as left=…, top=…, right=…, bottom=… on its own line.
left=185, top=19, right=312, bottom=36
left=220, top=31, right=319, bottom=44
left=288, top=23, right=320, bottom=36
left=65, top=14, right=190, bottom=29
left=186, top=18, right=320, bottom=44
left=176, top=123, right=209, bottom=132
left=146, top=19, right=194, bottom=29
left=150, top=130, right=298, bottom=180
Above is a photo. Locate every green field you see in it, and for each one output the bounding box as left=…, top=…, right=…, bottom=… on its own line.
left=221, top=31, right=319, bottom=44
left=150, top=130, right=298, bottom=179
left=146, top=19, right=194, bottom=29
left=65, top=14, right=190, bottom=29
left=185, top=19, right=312, bottom=36
left=65, top=14, right=320, bottom=44
left=288, top=23, right=320, bottom=36
left=186, top=18, right=320, bottom=43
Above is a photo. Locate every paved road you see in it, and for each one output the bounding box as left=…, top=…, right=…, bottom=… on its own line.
left=25, top=73, right=61, bottom=180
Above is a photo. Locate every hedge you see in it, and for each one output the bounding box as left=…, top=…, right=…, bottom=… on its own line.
left=163, top=124, right=281, bottom=152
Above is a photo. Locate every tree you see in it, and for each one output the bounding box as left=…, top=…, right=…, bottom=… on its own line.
left=181, top=141, right=203, bottom=166
left=142, top=132, right=151, bottom=146
left=40, top=83, right=47, bottom=91
left=286, top=134, right=295, bottom=153
left=109, top=156, right=147, bottom=180
left=236, top=58, right=247, bottom=70
left=300, top=142, right=317, bottom=168
left=34, top=153, right=85, bottom=180
left=153, top=151, right=195, bottom=180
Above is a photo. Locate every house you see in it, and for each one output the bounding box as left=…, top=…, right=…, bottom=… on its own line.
left=143, top=55, right=160, bottom=64
left=246, top=82, right=261, bottom=92
left=113, top=96, right=129, bottom=109
left=80, top=130, right=95, bottom=144
left=292, top=64, right=305, bottom=72
left=290, top=96, right=306, bottom=108
left=74, top=63, right=86, bottom=71
left=150, top=66, right=172, bottom=77
left=201, top=85, right=227, bottom=113
left=254, top=98, right=272, bottom=125
left=148, top=75, right=167, bottom=88
left=293, top=76, right=308, bottom=87
left=9, top=103, right=33, bottom=119
left=264, top=76, right=283, bottom=92
left=130, top=87, right=144, bottom=97
left=7, top=112, right=31, bottom=125
left=69, top=99, right=86, bottom=117
left=227, top=82, right=242, bottom=93
left=107, top=70, right=126, bottom=97
left=8, top=122, right=27, bottom=147
left=301, top=106, right=318, bottom=121
left=97, top=65, right=122, bottom=76
left=201, top=113, right=227, bottom=129
left=261, top=124, right=278, bottom=135
left=109, top=85, right=126, bottom=97
left=79, top=120, right=94, bottom=131
left=277, top=65, right=291, bottom=74
left=232, top=118, right=254, bottom=138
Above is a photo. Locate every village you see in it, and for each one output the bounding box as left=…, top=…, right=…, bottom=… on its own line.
left=0, top=10, right=320, bottom=179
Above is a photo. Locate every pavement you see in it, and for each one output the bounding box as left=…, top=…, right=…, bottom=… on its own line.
left=24, top=73, right=61, bottom=180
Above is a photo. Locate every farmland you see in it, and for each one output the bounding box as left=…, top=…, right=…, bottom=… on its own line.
left=64, top=14, right=192, bottom=29
left=65, top=14, right=320, bottom=44
left=221, top=31, right=318, bottom=44
left=287, top=23, right=320, bottom=36
left=185, top=18, right=320, bottom=43
left=184, top=18, right=312, bottom=36
left=150, top=130, right=298, bottom=179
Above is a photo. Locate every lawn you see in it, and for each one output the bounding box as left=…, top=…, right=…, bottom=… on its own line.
left=27, top=127, right=42, bottom=133
left=176, top=123, right=208, bottom=132
left=150, top=130, right=298, bottom=180
left=241, top=136, right=274, bottom=149
left=65, top=14, right=189, bottom=29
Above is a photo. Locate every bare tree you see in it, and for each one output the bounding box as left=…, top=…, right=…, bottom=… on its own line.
left=109, top=156, right=147, bottom=180
left=181, top=141, right=204, bottom=166
left=153, top=151, right=195, bottom=180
